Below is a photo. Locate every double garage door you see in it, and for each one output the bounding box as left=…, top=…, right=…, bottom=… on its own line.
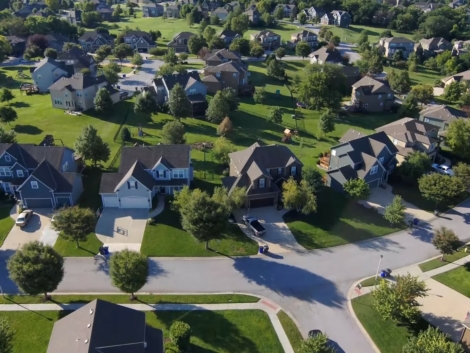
left=250, top=197, right=275, bottom=208
left=102, top=196, right=149, bottom=209
left=24, top=198, right=53, bottom=209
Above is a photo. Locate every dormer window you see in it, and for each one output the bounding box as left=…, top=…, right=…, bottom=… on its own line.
left=128, top=181, right=138, bottom=189
left=259, top=178, right=265, bottom=188
left=291, top=166, right=297, bottom=176
left=31, top=181, right=38, bottom=189
left=379, top=157, right=384, bottom=164
left=277, top=168, right=282, bottom=174
left=4, top=155, right=10, bottom=162
left=370, top=165, right=378, bottom=175
left=17, top=170, right=23, bottom=177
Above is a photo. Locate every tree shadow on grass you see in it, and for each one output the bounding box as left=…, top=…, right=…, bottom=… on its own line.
left=14, top=124, right=43, bottom=135
left=10, top=101, right=30, bottom=108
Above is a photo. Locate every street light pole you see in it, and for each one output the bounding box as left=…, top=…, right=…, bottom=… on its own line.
left=375, top=255, right=383, bottom=280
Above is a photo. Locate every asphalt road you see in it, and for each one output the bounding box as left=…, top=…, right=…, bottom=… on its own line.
left=1, top=199, right=469, bottom=352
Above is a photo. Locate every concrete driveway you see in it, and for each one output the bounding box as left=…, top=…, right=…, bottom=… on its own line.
left=234, top=207, right=306, bottom=254
left=117, top=55, right=164, bottom=93
left=1, top=208, right=57, bottom=250
left=95, top=208, right=148, bottom=252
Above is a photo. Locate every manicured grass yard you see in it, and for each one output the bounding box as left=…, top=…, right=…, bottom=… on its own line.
left=277, top=310, right=303, bottom=352
left=3, top=309, right=282, bottom=353
left=327, top=24, right=415, bottom=44
left=433, top=263, right=470, bottom=298
left=419, top=248, right=470, bottom=272
left=359, top=277, right=384, bottom=287
left=383, top=65, right=441, bottom=87
left=283, top=188, right=404, bottom=249
left=0, top=204, right=14, bottom=247
left=352, top=293, right=430, bottom=353
left=141, top=206, right=258, bottom=257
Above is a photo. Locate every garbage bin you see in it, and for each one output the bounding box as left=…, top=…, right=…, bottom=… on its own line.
left=413, top=218, right=419, bottom=226
left=103, top=246, right=109, bottom=255
left=259, top=246, right=264, bottom=254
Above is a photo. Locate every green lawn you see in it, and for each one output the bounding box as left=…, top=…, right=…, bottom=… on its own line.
left=2, top=309, right=282, bottom=353
left=359, top=277, right=384, bottom=287
left=419, top=249, right=470, bottom=272
left=0, top=293, right=258, bottom=305
left=283, top=188, right=404, bottom=249
left=141, top=206, right=258, bottom=257
left=352, top=293, right=430, bottom=353
left=277, top=310, right=303, bottom=352
left=0, top=204, right=14, bottom=247
left=383, top=65, right=441, bottom=87
left=433, top=263, right=470, bottom=298
left=327, top=24, right=415, bottom=45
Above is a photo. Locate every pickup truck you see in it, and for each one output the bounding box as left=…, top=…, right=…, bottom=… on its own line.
left=242, top=215, right=266, bottom=237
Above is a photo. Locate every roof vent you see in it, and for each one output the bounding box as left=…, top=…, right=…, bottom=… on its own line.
left=84, top=340, right=88, bottom=344
left=89, top=309, right=94, bottom=315
left=87, top=324, right=91, bottom=328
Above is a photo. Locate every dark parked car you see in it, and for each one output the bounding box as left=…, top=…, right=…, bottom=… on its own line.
left=242, top=215, right=266, bottom=237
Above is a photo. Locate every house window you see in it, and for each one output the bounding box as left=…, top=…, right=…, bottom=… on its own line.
left=379, top=157, right=384, bottom=163
left=77, top=91, right=82, bottom=97
left=129, top=181, right=137, bottom=189
left=233, top=73, right=237, bottom=77
left=16, top=170, right=23, bottom=177
left=378, top=95, right=382, bottom=99
left=380, top=102, right=383, bottom=106
left=370, top=165, right=378, bottom=175
left=259, top=178, right=265, bottom=188
left=173, top=170, right=184, bottom=178
left=31, top=181, right=38, bottom=189
left=216, top=73, right=221, bottom=78
left=4, top=155, right=10, bottom=162
left=388, top=93, right=393, bottom=98
left=291, top=166, right=297, bottom=176
left=424, top=118, right=430, bottom=123
left=277, top=168, right=282, bottom=174
left=188, top=89, right=196, bottom=95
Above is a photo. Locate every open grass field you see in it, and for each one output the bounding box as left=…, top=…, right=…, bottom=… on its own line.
left=0, top=204, right=14, bottom=247
left=419, top=248, right=469, bottom=272
left=2, top=309, right=283, bottom=353
left=433, top=262, right=470, bottom=298
left=383, top=65, right=441, bottom=87
left=328, top=24, right=415, bottom=45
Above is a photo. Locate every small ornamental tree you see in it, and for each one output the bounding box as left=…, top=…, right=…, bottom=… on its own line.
left=51, top=207, right=96, bottom=248
left=109, top=250, right=148, bottom=300
left=217, top=116, right=233, bottom=136
left=120, top=126, right=130, bottom=142
left=432, top=226, right=460, bottom=261
left=162, top=120, right=186, bottom=144
left=74, top=125, right=111, bottom=166
left=170, top=321, right=191, bottom=352
left=419, top=173, right=466, bottom=209
left=302, top=166, right=324, bottom=193
left=295, top=41, right=312, bottom=59
left=0, top=88, right=14, bottom=105
left=168, top=83, right=191, bottom=118
left=403, top=327, right=465, bottom=353
left=383, top=195, right=406, bottom=226
left=298, top=333, right=335, bottom=353
left=93, top=87, right=113, bottom=112
left=0, top=318, right=14, bottom=353
left=343, top=178, right=371, bottom=200
left=318, top=110, right=335, bottom=135
left=282, top=177, right=317, bottom=215
left=276, top=47, right=286, bottom=60
left=113, top=43, right=133, bottom=65
left=253, top=87, right=266, bottom=104
left=267, top=107, right=282, bottom=124
left=0, top=107, right=17, bottom=125
left=0, top=126, right=16, bottom=143
left=212, top=137, right=235, bottom=165
left=131, top=52, right=143, bottom=68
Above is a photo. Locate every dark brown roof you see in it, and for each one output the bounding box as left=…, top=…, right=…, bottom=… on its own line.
left=352, top=76, right=393, bottom=95
left=308, top=46, right=342, bottom=63
left=419, top=104, right=467, bottom=122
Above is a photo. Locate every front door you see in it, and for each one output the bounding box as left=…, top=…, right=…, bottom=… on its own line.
left=159, top=187, right=166, bottom=194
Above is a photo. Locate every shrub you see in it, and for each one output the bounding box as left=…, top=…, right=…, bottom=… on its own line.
left=170, top=321, right=191, bottom=351
left=149, top=47, right=167, bottom=57
left=316, top=159, right=320, bottom=165
left=317, top=152, right=323, bottom=158
left=120, top=127, right=130, bottom=142
left=164, top=342, right=181, bottom=353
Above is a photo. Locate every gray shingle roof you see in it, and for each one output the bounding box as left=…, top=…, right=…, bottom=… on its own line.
left=79, top=31, right=114, bottom=42
left=154, top=71, right=202, bottom=92
left=375, top=117, right=438, bottom=145
left=57, top=47, right=95, bottom=70
left=352, top=76, right=393, bottom=95
left=48, top=73, right=107, bottom=92
left=308, top=46, right=342, bottom=63
left=419, top=104, right=467, bottom=122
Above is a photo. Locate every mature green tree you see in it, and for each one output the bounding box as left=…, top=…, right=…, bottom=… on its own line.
left=444, top=81, right=462, bottom=101
left=202, top=26, right=216, bottom=43
left=74, top=125, right=111, bottom=166
left=372, top=274, right=428, bottom=323
left=446, top=119, right=470, bottom=159
left=0, top=126, right=16, bottom=143
left=188, top=35, right=206, bottom=55
left=267, top=106, right=283, bottom=124
left=411, top=84, right=434, bottom=106
left=295, top=41, right=312, bottom=59
left=250, top=43, right=265, bottom=58
left=276, top=47, right=286, bottom=60
left=44, top=47, right=57, bottom=59
left=432, top=226, right=460, bottom=261
left=51, top=207, right=96, bottom=248
left=379, top=29, right=393, bottom=38
left=134, top=91, right=158, bottom=117
left=302, top=166, right=323, bottom=193
left=389, top=70, right=411, bottom=94
left=206, top=91, right=230, bottom=124
left=95, top=44, right=112, bottom=64
left=384, top=195, right=406, bottom=226
left=398, top=93, right=419, bottom=118
left=227, top=186, right=247, bottom=211
left=253, top=86, right=266, bottom=104
left=131, top=52, right=143, bottom=68
left=220, top=88, right=239, bottom=111
left=392, top=49, right=403, bottom=62
left=93, top=87, right=113, bottom=112
left=282, top=177, right=317, bottom=215
left=403, top=327, right=465, bottom=353
left=179, top=52, right=188, bottom=63
left=331, top=35, right=340, bottom=46
left=318, top=110, right=335, bottom=135
left=419, top=173, right=466, bottom=208
left=274, top=6, right=284, bottom=19
left=102, top=66, right=119, bottom=85
left=162, top=120, right=186, bottom=144
left=109, top=250, right=148, bottom=300
left=212, top=137, right=235, bottom=165
left=0, top=88, right=14, bottom=105
left=267, top=59, right=285, bottom=79
left=7, top=241, right=64, bottom=300
left=343, top=178, right=371, bottom=200
left=298, top=333, right=335, bottom=353
left=163, top=47, right=178, bottom=65
left=158, top=63, right=187, bottom=76
left=229, top=38, right=250, bottom=56
left=0, top=106, right=17, bottom=125
left=0, top=318, right=14, bottom=353
left=210, top=14, right=220, bottom=25
left=355, top=48, right=383, bottom=74
left=113, top=43, right=133, bottom=65
left=398, top=151, right=432, bottom=182
left=358, top=30, right=369, bottom=46
left=231, top=14, right=249, bottom=34
left=168, top=83, right=191, bottom=119
left=170, top=321, right=191, bottom=352
left=453, top=162, right=470, bottom=189
left=298, top=11, right=307, bottom=24
left=217, top=116, right=233, bottom=136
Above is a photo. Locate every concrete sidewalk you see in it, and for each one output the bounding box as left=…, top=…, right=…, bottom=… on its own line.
left=0, top=298, right=294, bottom=353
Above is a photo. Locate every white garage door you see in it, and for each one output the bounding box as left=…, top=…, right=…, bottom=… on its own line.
left=120, top=197, right=149, bottom=209
left=102, top=196, right=119, bottom=208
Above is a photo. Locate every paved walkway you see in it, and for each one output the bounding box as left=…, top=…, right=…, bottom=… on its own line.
left=0, top=298, right=294, bottom=353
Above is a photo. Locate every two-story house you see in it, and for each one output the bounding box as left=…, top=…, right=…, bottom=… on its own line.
left=326, top=130, right=398, bottom=192
left=452, top=40, right=470, bottom=55
left=250, top=30, right=281, bottom=51
left=244, top=8, right=261, bottom=25
left=48, top=74, right=120, bottom=112
left=32, top=58, right=73, bottom=93
left=0, top=143, right=83, bottom=209
left=415, top=37, right=452, bottom=58
left=153, top=71, right=207, bottom=116
left=6, top=36, right=26, bottom=56
left=167, top=32, right=196, bottom=53
left=203, top=48, right=242, bottom=66
left=142, top=3, right=164, bottom=17
left=375, top=118, right=439, bottom=164
left=224, top=1, right=241, bottom=11
left=97, top=6, right=113, bottom=21
left=351, top=76, right=395, bottom=112
left=304, top=6, right=325, bottom=21
left=418, top=104, right=467, bottom=134
left=78, top=31, right=115, bottom=52
left=288, top=30, right=318, bottom=49
left=309, top=46, right=343, bottom=64
left=441, top=69, right=470, bottom=87
left=218, top=29, right=241, bottom=48
left=56, top=47, right=97, bottom=75
left=201, top=0, right=222, bottom=11
left=378, top=37, right=416, bottom=59
left=321, top=10, right=351, bottom=27
left=212, top=7, right=229, bottom=21
left=164, top=4, right=181, bottom=18
left=413, top=2, right=438, bottom=12
left=202, top=61, right=248, bottom=94
left=273, top=4, right=297, bottom=17
left=45, top=33, right=70, bottom=53
left=99, top=145, right=192, bottom=208
left=61, top=9, right=82, bottom=25
left=222, top=143, right=303, bottom=208
left=448, top=0, right=464, bottom=9
left=123, top=30, right=156, bottom=53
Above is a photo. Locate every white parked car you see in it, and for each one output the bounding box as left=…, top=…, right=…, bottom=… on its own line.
left=432, top=163, right=454, bottom=176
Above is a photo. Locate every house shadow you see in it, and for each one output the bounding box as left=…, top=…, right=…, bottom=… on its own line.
left=14, top=124, right=43, bottom=135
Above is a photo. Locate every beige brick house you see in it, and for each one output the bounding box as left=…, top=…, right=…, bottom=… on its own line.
left=351, top=76, right=394, bottom=112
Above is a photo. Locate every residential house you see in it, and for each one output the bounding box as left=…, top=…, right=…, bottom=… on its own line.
left=378, top=36, right=415, bottom=59
left=212, top=7, right=230, bottom=21
left=167, top=32, right=196, bottom=53
left=5, top=36, right=26, bottom=56
left=219, top=29, right=241, bottom=47
left=100, top=145, right=192, bottom=208
left=244, top=8, right=261, bottom=25
left=202, top=61, right=249, bottom=94
left=164, top=4, right=181, bottom=18
left=45, top=33, right=70, bottom=52
left=32, top=58, right=73, bottom=93
left=95, top=1, right=109, bottom=10
left=304, top=6, right=325, bottom=21
left=449, top=0, right=464, bottom=9
left=342, top=66, right=361, bottom=87
left=203, top=48, right=242, bottom=66
left=321, top=10, right=351, bottom=28
left=415, top=37, right=451, bottom=58
left=224, top=1, right=240, bottom=11
left=201, top=0, right=221, bottom=11
left=46, top=300, right=164, bottom=353
left=48, top=74, right=120, bottom=112
left=413, top=2, right=438, bottom=12
left=123, top=30, right=156, bottom=52
left=375, top=118, right=439, bottom=164
left=142, top=3, right=164, bottom=16
left=326, top=130, right=398, bottom=192
left=78, top=31, right=114, bottom=52
left=152, top=71, right=207, bottom=116
left=0, top=143, right=83, bottom=209
left=287, top=30, right=318, bottom=49
left=13, top=2, right=47, bottom=18
left=222, top=143, right=303, bottom=208
left=309, top=46, right=343, bottom=64
left=61, top=9, right=82, bottom=25
left=351, top=76, right=394, bottom=112
left=56, top=47, right=96, bottom=75
left=453, top=40, right=470, bottom=55
left=418, top=104, right=467, bottom=134
left=250, top=30, right=281, bottom=51
left=441, top=69, right=470, bottom=87
left=97, top=6, right=113, bottom=21
left=273, top=4, right=297, bottom=17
